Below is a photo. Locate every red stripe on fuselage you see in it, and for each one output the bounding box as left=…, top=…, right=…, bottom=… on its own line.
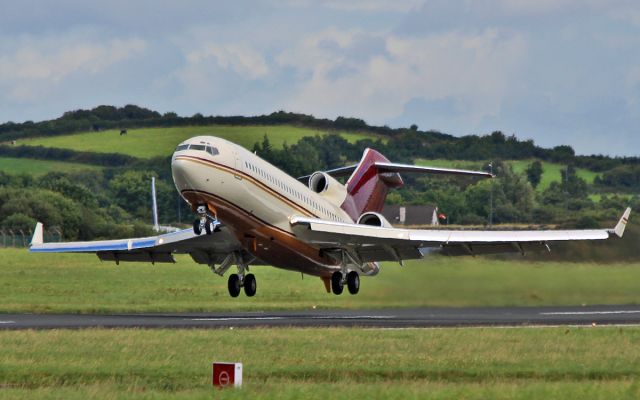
left=181, top=188, right=339, bottom=276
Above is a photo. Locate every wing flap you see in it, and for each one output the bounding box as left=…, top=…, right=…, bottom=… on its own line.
left=98, top=251, right=175, bottom=263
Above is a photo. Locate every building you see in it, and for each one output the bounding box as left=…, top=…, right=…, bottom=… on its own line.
left=381, top=204, right=440, bottom=226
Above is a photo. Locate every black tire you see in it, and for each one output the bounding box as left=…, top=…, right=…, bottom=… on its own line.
left=227, top=274, right=241, bottom=297
left=347, top=271, right=360, bottom=295
left=331, top=271, right=344, bottom=295
left=204, top=220, right=214, bottom=235
left=244, top=274, right=257, bottom=297
left=193, top=219, right=202, bottom=235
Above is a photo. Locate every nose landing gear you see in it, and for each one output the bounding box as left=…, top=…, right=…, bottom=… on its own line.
left=193, top=204, right=218, bottom=235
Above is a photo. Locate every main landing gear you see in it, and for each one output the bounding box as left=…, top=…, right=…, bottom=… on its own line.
left=331, top=270, right=359, bottom=295
left=209, top=251, right=257, bottom=298
left=193, top=204, right=217, bottom=235
left=227, top=273, right=256, bottom=297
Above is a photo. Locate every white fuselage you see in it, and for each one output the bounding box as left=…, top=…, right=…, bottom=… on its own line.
left=170, top=136, right=358, bottom=276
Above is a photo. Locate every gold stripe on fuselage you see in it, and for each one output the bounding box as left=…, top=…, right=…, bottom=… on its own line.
left=175, top=155, right=317, bottom=218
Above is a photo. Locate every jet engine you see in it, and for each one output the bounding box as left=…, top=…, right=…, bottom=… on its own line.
left=356, top=212, right=393, bottom=228
left=308, top=171, right=348, bottom=207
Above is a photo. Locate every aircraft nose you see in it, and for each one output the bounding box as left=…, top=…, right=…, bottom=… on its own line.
left=171, top=156, right=193, bottom=192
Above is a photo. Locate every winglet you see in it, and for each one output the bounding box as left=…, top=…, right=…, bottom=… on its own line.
left=611, top=207, right=631, bottom=238
left=30, top=222, right=44, bottom=246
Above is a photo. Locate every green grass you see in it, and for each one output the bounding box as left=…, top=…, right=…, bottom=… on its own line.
left=0, top=157, right=101, bottom=176
left=1, top=327, right=640, bottom=399
left=510, top=159, right=600, bottom=190
left=415, top=158, right=601, bottom=191
left=3, top=249, right=640, bottom=313
left=22, top=126, right=374, bottom=159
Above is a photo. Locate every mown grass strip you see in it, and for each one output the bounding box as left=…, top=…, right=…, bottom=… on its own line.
left=2, top=249, right=640, bottom=313
left=1, top=327, right=639, bottom=399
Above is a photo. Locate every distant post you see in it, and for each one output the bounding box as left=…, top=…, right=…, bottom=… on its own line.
left=151, top=177, right=159, bottom=232
left=488, top=162, right=493, bottom=227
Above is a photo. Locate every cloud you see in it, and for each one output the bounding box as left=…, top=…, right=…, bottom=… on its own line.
left=0, top=34, right=146, bottom=103
left=271, top=0, right=423, bottom=12
left=185, top=43, right=269, bottom=80
left=277, top=27, right=527, bottom=126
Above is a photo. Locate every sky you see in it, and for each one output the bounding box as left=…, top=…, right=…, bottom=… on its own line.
left=0, top=0, right=639, bottom=156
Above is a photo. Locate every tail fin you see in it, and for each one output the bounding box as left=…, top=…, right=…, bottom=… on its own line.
left=341, top=149, right=403, bottom=220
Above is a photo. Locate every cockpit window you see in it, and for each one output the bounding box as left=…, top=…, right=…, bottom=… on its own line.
left=175, top=144, right=189, bottom=151
left=206, top=146, right=219, bottom=156
left=189, top=144, right=206, bottom=151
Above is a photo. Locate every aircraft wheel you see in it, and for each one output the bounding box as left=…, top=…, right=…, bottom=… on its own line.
left=193, top=219, right=202, bottom=235
left=347, top=271, right=360, bottom=295
left=204, top=219, right=215, bottom=235
left=228, top=274, right=241, bottom=297
left=331, top=271, right=344, bottom=295
left=244, top=274, right=257, bottom=297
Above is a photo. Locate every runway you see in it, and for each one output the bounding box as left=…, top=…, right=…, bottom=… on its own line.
left=3, top=305, right=640, bottom=330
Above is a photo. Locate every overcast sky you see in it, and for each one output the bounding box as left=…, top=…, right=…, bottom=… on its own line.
left=1, top=1, right=639, bottom=155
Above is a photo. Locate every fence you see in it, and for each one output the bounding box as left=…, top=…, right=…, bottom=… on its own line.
left=0, top=228, right=62, bottom=248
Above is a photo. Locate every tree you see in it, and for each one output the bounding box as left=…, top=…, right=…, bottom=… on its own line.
left=525, top=160, right=543, bottom=188
left=1, top=213, right=35, bottom=232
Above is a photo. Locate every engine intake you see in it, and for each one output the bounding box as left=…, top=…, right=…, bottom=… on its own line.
left=308, top=172, right=348, bottom=207
left=356, top=212, right=393, bottom=228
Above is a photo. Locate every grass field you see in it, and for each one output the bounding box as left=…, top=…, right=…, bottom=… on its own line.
left=415, top=158, right=600, bottom=191
left=22, top=125, right=374, bottom=159
left=2, top=248, right=640, bottom=313
left=1, top=327, right=640, bottom=399
left=509, top=159, right=600, bottom=190
left=0, top=157, right=101, bottom=176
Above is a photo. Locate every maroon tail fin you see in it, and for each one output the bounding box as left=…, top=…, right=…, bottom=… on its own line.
left=341, top=148, right=403, bottom=220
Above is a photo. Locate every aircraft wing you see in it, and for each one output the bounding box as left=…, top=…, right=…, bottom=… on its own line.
left=290, top=208, right=631, bottom=262
left=29, top=222, right=248, bottom=266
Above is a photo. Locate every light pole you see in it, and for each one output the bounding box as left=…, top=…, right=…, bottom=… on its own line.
left=488, top=162, right=494, bottom=227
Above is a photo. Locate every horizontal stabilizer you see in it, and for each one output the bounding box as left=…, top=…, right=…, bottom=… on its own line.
left=374, top=162, right=494, bottom=178
left=298, top=162, right=493, bottom=183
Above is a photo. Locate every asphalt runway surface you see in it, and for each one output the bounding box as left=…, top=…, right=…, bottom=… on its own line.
left=3, top=305, right=640, bottom=330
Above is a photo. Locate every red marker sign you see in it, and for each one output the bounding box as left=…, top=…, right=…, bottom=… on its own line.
left=212, top=362, right=243, bottom=388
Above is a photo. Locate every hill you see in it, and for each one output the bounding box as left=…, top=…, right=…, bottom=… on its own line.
left=21, top=125, right=374, bottom=159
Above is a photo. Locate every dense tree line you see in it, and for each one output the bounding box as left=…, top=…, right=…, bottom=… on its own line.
left=253, top=134, right=639, bottom=229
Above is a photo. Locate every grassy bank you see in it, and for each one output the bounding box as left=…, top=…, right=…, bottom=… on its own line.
left=0, top=157, right=102, bottom=176
left=1, top=327, right=639, bottom=399
left=22, top=125, right=373, bottom=159
left=2, top=249, right=640, bottom=313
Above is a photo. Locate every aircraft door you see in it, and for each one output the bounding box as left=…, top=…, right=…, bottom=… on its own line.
left=233, top=150, right=242, bottom=180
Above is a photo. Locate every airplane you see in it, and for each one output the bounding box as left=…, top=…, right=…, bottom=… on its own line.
left=30, top=135, right=631, bottom=297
